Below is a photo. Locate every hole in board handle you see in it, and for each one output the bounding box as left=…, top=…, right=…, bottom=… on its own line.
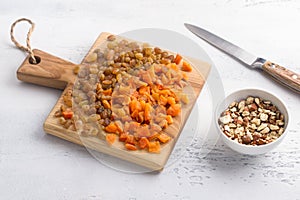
left=29, top=56, right=41, bottom=65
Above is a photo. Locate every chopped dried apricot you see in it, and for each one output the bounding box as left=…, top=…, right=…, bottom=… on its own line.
left=119, top=133, right=128, bottom=142
left=174, top=54, right=182, bottom=64
left=125, top=143, right=137, bottom=151
left=129, top=99, right=142, bottom=113
left=126, top=135, right=137, bottom=145
left=140, top=100, right=146, bottom=110
left=152, top=92, right=160, bottom=101
left=144, top=103, right=152, bottom=122
left=182, top=61, right=192, bottom=72
left=182, top=72, right=188, bottom=80
left=159, top=95, right=168, bottom=106
left=106, top=133, right=116, bottom=145
left=137, top=111, right=144, bottom=123
left=167, top=104, right=181, bottom=117
left=168, top=63, right=179, bottom=71
left=138, top=137, right=149, bottom=149
left=148, top=141, right=161, bottom=153
left=157, top=133, right=171, bottom=143
left=105, top=122, right=118, bottom=133
left=148, top=132, right=159, bottom=141
left=139, top=86, right=150, bottom=95
left=62, top=110, right=73, bottom=119
left=167, top=97, right=176, bottom=105
left=131, top=109, right=140, bottom=119
left=166, top=115, right=173, bottom=124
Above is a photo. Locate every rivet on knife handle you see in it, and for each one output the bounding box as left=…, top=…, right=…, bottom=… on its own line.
left=262, top=61, right=300, bottom=93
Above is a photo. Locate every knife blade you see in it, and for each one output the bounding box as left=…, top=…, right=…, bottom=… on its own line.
left=184, top=23, right=300, bottom=93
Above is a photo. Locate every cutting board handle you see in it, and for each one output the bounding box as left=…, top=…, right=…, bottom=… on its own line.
left=17, top=49, right=78, bottom=90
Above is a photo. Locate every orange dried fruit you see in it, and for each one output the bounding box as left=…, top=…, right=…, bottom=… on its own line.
left=126, top=135, right=137, bottom=145
left=106, top=133, right=116, bottom=145
left=166, top=104, right=181, bottom=117
left=125, top=143, right=137, bottom=151
left=174, top=54, right=182, bottom=64
left=148, top=141, right=161, bottom=153
left=119, top=133, right=128, bottom=142
left=138, top=137, right=149, bottom=149
left=62, top=110, right=73, bottom=119
left=182, top=61, right=192, bottom=72
left=157, top=133, right=171, bottom=143
left=105, top=122, right=119, bottom=133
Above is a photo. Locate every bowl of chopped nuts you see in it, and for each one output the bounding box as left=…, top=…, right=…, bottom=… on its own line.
left=216, top=88, right=289, bottom=155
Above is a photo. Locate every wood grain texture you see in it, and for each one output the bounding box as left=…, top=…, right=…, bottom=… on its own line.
left=262, top=61, right=300, bottom=93
left=17, top=32, right=211, bottom=170
left=17, top=49, right=78, bottom=89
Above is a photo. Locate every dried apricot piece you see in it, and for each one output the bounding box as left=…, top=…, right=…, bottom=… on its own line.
left=159, top=95, right=168, bottom=106
left=157, top=133, right=171, bottom=143
left=182, top=61, right=192, bottom=72
left=129, top=99, right=142, bottom=113
left=119, top=132, right=128, bottom=142
left=144, top=103, right=152, bottom=122
left=148, top=141, right=161, bottom=153
left=174, top=54, right=182, bottom=64
left=148, top=132, right=159, bottom=141
left=167, top=97, right=176, bottom=105
left=106, top=134, right=116, bottom=145
left=138, top=137, right=149, bottom=149
left=126, top=135, right=137, bottom=145
left=131, top=109, right=140, bottom=119
left=182, top=72, right=188, bottom=80
left=166, top=115, right=173, bottom=124
left=62, top=110, right=73, bottom=119
left=168, top=63, right=179, bottom=71
left=166, top=104, right=181, bottom=117
left=138, top=86, right=150, bottom=95
left=105, top=122, right=118, bottom=133
left=125, top=143, right=137, bottom=151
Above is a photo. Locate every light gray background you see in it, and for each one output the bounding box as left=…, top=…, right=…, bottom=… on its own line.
left=1, top=0, right=300, bottom=199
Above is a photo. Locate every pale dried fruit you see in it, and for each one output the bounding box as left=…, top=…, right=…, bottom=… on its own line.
left=107, top=35, right=116, bottom=41
left=86, top=52, right=97, bottom=63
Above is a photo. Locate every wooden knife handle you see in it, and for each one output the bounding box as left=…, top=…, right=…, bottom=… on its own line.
left=262, top=61, right=300, bottom=93
left=17, top=49, right=78, bottom=90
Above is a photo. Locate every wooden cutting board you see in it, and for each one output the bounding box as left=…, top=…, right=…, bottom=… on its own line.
left=17, top=32, right=211, bottom=171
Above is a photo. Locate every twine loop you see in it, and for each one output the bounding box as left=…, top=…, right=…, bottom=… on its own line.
left=10, top=18, right=37, bottom=64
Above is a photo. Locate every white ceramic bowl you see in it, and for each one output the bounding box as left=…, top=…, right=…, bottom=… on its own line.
left=215, top=88, right=289, bottom=155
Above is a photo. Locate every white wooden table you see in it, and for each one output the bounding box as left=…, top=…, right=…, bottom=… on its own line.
left=1, top=0, right=300, bottom=199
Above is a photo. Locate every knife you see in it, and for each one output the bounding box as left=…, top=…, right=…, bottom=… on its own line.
left=184, top=23, right=300, bottom=93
